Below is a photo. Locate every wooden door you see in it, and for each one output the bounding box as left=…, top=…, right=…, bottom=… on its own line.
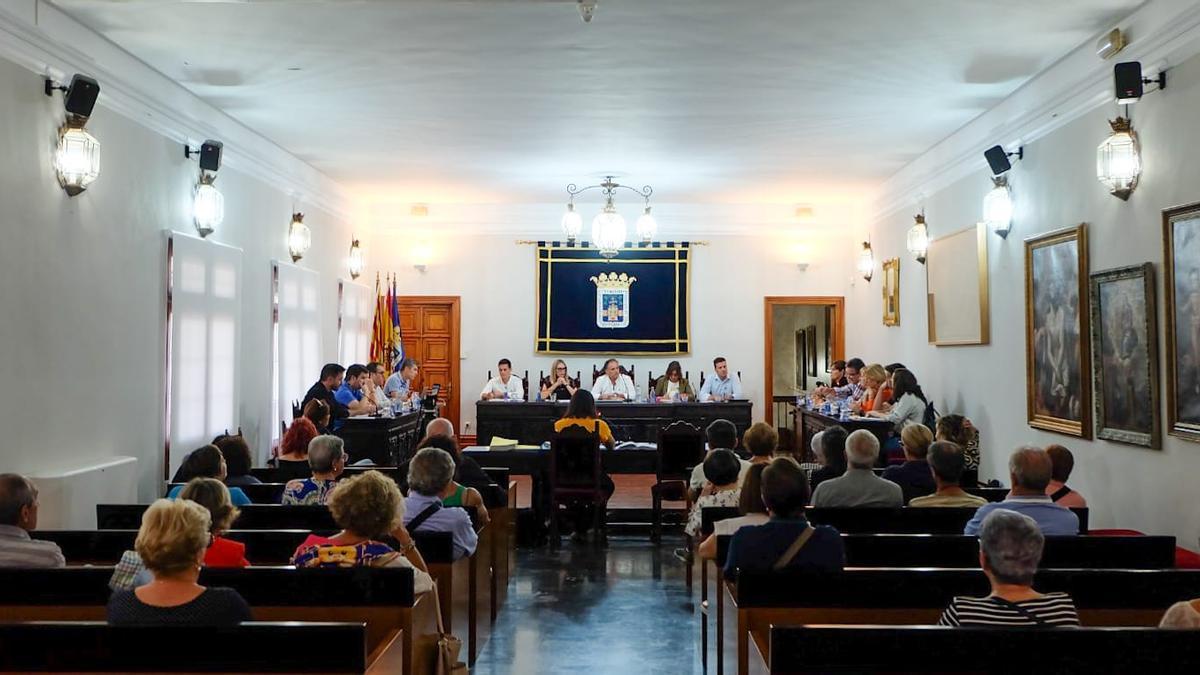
left=397, top=297, right=461, bottom=433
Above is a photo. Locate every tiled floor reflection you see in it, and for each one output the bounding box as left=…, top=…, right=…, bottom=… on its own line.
left=473, top=538, right=702, bottom=674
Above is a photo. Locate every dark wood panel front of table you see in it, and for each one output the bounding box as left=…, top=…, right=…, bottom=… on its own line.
left=796, top=408, right=893, bottom=463
left=475, top=401, right=752, bottom=446
left=335, top=411, right=423, bottom=465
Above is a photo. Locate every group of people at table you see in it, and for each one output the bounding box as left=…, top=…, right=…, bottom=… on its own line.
left=480, top=356, right=744, bottom=402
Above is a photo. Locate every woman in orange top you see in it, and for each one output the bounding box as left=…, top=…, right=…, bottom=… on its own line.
left=553, top=389, right=616, bottom=450
left=854, top=363, right=891, bottom=414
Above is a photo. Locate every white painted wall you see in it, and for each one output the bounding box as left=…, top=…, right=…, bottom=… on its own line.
left=848, top=50, right=1200, bottom=545
left=0, top=55, right=356, bottom=504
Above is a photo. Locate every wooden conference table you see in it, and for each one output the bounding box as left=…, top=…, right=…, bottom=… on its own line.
left=335, top=409, right=424, bottom=466
left=475, top=400, right=753, bottom=446
left=795, top=407, right=893, bottom=456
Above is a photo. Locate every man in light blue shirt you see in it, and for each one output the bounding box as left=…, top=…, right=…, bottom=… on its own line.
left=385, top=358, right=420, bottom=403
left=964, top=446, right=1080, bottom=536
left=403, top=447, right=479, bottom=560
left=698, top=356, right=743, bottom=401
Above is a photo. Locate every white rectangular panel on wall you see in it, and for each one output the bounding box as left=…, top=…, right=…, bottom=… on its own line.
left=167, top=233, right=243, bottom=478
left=272, top=262, right=324, bottom=447
left=339, top=280, right=372, bottom=367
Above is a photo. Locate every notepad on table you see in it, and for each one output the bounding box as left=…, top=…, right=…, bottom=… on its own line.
left=488, top=437, right=518, bottom=450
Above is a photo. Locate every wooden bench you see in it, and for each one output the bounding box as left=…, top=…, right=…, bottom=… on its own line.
left=805, top=506, right=1090, bottom=534
left=482, top=468, right=519, bottom=620
left=98, top=504, right=338, bottom=531
left=250, top=466, right=407, bottom=485
left=0, top=621, right=395, bottom=674
left=724, top=568, right=1200, bottom=675
left=169, top=482, right=287, bottom=503
left=764, top=625, right=1200, bottom=675
left=0, top=567, right=435, bottom=675
left=38, top=529, right=312, bottom=565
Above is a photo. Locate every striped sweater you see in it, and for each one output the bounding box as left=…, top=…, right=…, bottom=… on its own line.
left=938, top=592, right=1080, bottom=627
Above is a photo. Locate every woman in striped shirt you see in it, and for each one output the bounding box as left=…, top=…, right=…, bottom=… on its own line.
left=939, top=509, right=1080, bottom=627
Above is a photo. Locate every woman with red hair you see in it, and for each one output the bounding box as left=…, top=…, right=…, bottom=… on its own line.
left=273, top=417, right=319, bottom=479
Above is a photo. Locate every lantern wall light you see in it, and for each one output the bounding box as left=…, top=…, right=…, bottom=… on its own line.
left=983, top=144, right=1022, bottom=238
left=185, top=140, right=224, bottom=238
left=288, top=212, right=311, bottom=262
left=858, top=241, right=875, bottom=282
left=45, top=74, right=101, bottom=197
left=561, top=176, right=655, bottom=258
left=348, top=238, right=364, bottom=279
left=906, top=212, right=929, bottom=264
left=1097, top=116, right=1141, bottom=200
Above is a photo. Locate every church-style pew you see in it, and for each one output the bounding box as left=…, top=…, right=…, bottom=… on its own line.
left=250, top=465, right=407, bottom=485
left=723, top=568, right=1200, bottom=675
left=805, top=506, right=1089, bottom=534
left=36, top=529, right=312, bottom=565
left=0, top=566, right=435, bottom=675
left=169, top=482, right=287, bottom=503
left=0, top=621, right=391, bottom=674
left=763, top=625, right=1200, bottom=675
left=481, top=467, right=518, bottom=620
left=98, top=504, right=338, bottom=531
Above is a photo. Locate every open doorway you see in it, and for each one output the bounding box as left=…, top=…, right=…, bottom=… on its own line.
left=763, top=297, right=845, bottom=430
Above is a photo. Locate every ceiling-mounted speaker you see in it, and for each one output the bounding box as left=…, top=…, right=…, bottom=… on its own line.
left=984, top=145, right=1012, bottom=176
left=199, top=140, right=223, bottom=172
left=1114, top=61, right=1144, bottom=104
left=64, top=74, right=100, bottom=119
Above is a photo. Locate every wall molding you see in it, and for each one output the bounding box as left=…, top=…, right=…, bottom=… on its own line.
left=0, top=0, right=351, bottom=219
left=870, top=0, right=1200, bottom=225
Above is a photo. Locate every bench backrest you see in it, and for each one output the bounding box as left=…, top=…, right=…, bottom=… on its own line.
left=0, top=621, right=366, bottom=673
left=805, top=507, right=1089, bottom=534
left=768, top=625, right=1200, bottom=674
left=99, top=504, right=338, bottom=531
left=38, top=530, right=312, bottom=565
left=169, top=482, right=287, bottom=503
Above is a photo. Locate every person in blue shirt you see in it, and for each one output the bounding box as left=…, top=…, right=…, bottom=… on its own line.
left=333, top=364, right=377, bottom=430
left=963, top=446, right=1080, bottom=536
left=723, top=457, right=845, bottom=580
left=166, top=445, right=251, bottom=506
left=698, top=356, right=743, bottom=402
left=385, top=358, right=421, bottom=404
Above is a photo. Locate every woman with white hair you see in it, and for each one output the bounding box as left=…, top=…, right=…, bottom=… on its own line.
left=939, top=509, right=1079, bottom=626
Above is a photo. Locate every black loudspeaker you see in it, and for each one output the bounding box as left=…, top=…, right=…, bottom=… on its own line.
left=1114, top=61, right=1144, bottom=103
left=199, top=141, right=224, bottom=172
left=984, top=145, right=1011, bottom=176
left=64, top=74, right=100, bottom=118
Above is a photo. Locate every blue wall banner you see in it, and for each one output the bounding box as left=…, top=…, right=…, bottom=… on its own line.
left=535, top=241, right=691, bottom=354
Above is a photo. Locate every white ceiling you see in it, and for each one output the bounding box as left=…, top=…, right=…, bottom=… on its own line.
left=53, top=0, right=1142, bottom=205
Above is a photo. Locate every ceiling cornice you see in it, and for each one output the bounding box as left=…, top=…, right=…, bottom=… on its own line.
left=0, top=0, right=352, bottom=219
left=870, top=0, right=1200, bottom=224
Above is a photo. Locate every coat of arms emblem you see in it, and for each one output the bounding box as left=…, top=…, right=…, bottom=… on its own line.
left=590, top=272, right=636, bottom=329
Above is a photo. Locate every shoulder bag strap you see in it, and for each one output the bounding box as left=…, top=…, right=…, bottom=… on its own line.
left=772, top=526, right=816, bottom=571
left=992, top=597, right=1048, bottom=625
left=407, top=502, right=442, bottom=533
left=1049, top=485, right=1072, bottom=502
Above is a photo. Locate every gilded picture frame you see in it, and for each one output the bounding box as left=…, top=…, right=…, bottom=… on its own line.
left=1089, top=263, right=1160, bottom=448
left=1024, top=224, right=1091, bottom=438
left=882, top=257, right=900, bottom=326
left=1163, top=201, right=1200, bottom=442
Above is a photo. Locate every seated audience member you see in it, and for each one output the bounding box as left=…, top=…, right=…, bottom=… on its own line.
left=304, top=398, right=332, bottom=435
left=552, top=390, right=616, bottom=540
left=415, top=434, right=490, bottom=525
left=796, top=430, right=824, bottom=473
left=180, top=478, right=250, bottom=567
left=826, top=360, right=849, bottom=389
left=936, top=414, right=979, bottom=486
left=334, top=364, right=378, bottom=426
left=481, top=358, right=525, bottom=401
left=743, top=422, right=778, bottom=467
left=723, top=458, right=845, bottom=579
left=1045, top=445, right=1087, bottom=508
left=216, top=435, right=260, bottom=488
left=811, top=430, right=902, bottom=508
left=0, top=474, right=65, bottom=568
left=107, top=499, right=251, bottom=626
left=773, top=425, right=801, bottom=462
left=698, top=464, right=769, bottom=560
left=881, top=424, right=936, bottom=503
left=540, top=358, right=578, bottom=402
left=654, top=360, right=696, bottom=401
left=591, top=358, right=638, bottom=401
left=404, top=447, right=479, bottom=560
left=698, top=357, right=742, bottom=402
left=852, top=363, right=891, bottom=414
left=273, top=415, right=320, bottom=480
left=281, top=435, right=346, bottom=505
left=423, top=417, right=504, bottom=501
left=290, top=472, right=434, bottom=593
left=963, top=447, right=1079, bottom=536
left=1160, top=599, right=1200, bottom=628
left=684, top=449, right=743, bottom=537
left=809, top=426, right=848, bottom=492
left=867, top=368, right=927, bottom=430
left=302, top=363, right=348, bottom=429
left=939, top=509, right=1079, bottom=627
left=909, top=441, right=988, bottom=508
left=689, top=419, right=752, bottom=499
left=167, top=445, right=251, bottom=506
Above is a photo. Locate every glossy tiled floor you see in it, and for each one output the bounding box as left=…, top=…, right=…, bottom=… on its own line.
left=473, top=537, right=702, bottom=674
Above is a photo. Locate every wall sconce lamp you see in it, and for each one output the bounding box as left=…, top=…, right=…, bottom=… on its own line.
left=635, top=204, right=658, bottom=243
left=287, top=213, right=311, bottom=262
left=1114, top=61, right=1166, bottom=105
left=1096, top=28, right=1127, bottom=60
left=45, top=74, right=101, bottom=196
left=857, top=241, right=875, bottom=282
left=906, top=213, right=929, bottom=264
left=412, top=242, right=433, bottom=273
left=983, top=176, right=1014, bottom=238
left=348, top=238, right=364, bottom=279
left=561, top=200, right=583, bottom=244
left=185, top=140, right=224, bottom=238
left=1097, top=117, right=1141, bottom=200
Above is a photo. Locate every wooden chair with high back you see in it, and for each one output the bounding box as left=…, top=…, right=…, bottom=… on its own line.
left=485, top=369, right=530, bottom=402
left=651, top=420, right=704, bottom=544
left=547, top=424, right=605, bottom=548
left=591, top=364, right=636, bottom=383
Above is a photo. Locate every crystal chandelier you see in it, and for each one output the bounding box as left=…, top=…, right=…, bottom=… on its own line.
left=1097, top=117, right=1140, bottom=200
left=561, top=176, right=655, bottom=258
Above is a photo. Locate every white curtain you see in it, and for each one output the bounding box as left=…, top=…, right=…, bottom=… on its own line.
left=168, top=233, right=242, bottom=478
left=339, top=280, right=373, bottom=367
left=273, top=262, right=324, bottom=445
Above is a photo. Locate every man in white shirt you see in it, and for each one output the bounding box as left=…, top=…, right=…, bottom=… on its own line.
left=687, top=419, right=753, bottom=498
left=481, top=359, right=525, bottom=400
left=698, top=356, right=743, bottom=402
left=591, top=358, right=638, bottom=401
left=366, top=361, right=391, bottom=410
left=385, top=358, right=421, bottom=403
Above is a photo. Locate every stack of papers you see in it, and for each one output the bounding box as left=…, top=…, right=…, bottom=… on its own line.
left=488, top=437, right=518, bottom=451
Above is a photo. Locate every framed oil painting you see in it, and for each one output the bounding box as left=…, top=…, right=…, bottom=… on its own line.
left=1025, top=224, right=1091, bottom=438
left=1163, top=202, right=1200, bottom=442
left=1089, top=264, right=1160, bottom=448
left=882, top=258, right=900, bottom=326
left=806, top=324, right=818, bottom=377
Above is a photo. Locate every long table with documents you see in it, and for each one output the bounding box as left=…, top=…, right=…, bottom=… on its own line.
left=475, top=399, right=752, bottom=446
